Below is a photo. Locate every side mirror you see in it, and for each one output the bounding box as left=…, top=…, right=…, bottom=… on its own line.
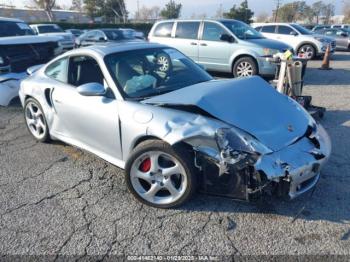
left=77, top=83, right=105, bottom=96
left=99, top=37, right=107, bottom=41
left=220, top=34, right=234, bottom=43
left=290, top=31, right=298, bottom=36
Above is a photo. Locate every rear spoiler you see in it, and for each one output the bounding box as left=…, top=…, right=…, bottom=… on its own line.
left=27, top=64, right=44, bottom=75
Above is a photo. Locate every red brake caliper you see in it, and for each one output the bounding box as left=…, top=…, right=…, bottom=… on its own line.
left=139, top=158, right=151, bottom=172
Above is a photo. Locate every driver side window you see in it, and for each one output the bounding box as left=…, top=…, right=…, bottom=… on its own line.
left=68, top=56, right=105, bottom=87
left=202, top=22, right=227, bottom=41
left=45, top=57, right=69, bottom=83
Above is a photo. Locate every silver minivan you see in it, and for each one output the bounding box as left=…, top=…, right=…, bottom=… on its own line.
left=149, top=19, right=292, bottom=77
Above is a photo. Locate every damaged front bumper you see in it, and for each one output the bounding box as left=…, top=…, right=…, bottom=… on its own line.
left=255, top=124, right=331, bottom=199
left=197, top=123, right=331, bottom=201
left=0, top=72, right=27, bottom=106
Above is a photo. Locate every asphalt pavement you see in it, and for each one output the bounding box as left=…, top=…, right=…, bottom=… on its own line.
left=0, top=52, right=349, bottom=259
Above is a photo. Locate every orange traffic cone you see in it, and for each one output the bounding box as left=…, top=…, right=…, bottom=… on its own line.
left=319, top=45, right=332, bottom=70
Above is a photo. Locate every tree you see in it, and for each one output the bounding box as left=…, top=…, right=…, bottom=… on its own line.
left=256, top=11, right=269, bottom=23
left=322, top=3, right=335, bottom=24
left=102, top=0, right=128, bottom=23
left=160, top=0, right=182, bottom=19
left=32, top=0, right=56, bottom=21
left=344, top=1, right=350, bottom=23
left=71, top=0, right=83, bottom=12
left=312, top=1, right=324, bottom=24
left=84, top=0, right=102, bottom=21
left=135, top=5, right=160, bottom=21
left=223, top=0, right=254, bottom=24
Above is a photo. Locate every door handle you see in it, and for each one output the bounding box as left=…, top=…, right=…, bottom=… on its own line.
left=190, top=42, right=197, bottom=45
left=200, top=43, right=207, bottom=46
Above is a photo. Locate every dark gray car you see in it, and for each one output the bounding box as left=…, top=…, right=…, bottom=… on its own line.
left=315, top=28, right=350, bottom=51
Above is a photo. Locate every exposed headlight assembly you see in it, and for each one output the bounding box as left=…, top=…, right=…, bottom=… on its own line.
left=215, top=127, right=272, bottom=175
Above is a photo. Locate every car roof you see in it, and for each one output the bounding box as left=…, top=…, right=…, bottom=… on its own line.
left=0, top=17, right=25, bottom=23
left=66, top=42, right=167, bottom=57
left=31, top=24, right=58, bottom=26
left=252, top=23, right=295, bottom=26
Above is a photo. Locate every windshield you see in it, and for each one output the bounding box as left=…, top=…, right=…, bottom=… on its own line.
left=37, top=25, right=64, bottom=33
left=105, top=47, right=212, bottom=99
left=291, top=24, right=312, bottom=35
left=0, top=21, right=34, bottom=37
left=221, top=20, right=264, bottom=40
left=103, top=30, right=135, bottom=40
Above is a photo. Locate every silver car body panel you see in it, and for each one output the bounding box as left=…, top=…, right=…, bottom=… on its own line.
left=19, top=43, right=331, bottom=199
left=144, top=76, right=309, bottom=152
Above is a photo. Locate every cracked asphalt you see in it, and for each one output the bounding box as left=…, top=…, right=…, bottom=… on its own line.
left=0, top=52, right=350, bottom=259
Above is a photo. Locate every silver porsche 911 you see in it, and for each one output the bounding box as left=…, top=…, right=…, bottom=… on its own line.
left=19, top=42, right=331, bottom=208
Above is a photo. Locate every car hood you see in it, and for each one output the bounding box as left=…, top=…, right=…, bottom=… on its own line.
left=0, top=35, right=60, bottom=45
left=143, top=76, right=310, bottom=152
left=313, top=34, right=334, bottom=42
left=246, top=38, right=292, bottom=51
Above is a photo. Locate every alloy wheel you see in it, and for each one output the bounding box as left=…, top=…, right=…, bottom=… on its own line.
left=236, top=61, right=254, bottom=77
left=130, top=151, right=188, bottom=205
left=25, top=101, right=47, bottom=140
left=298, top=45, right=315, bottom=59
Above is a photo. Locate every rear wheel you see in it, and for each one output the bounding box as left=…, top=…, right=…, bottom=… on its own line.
left=125, top=140, right=197, bottom=208
left=24, top=98, right=50, bottom=142
left=297, top=44, right=316, bottom=59
left=233, top=57, right=258, bottom=78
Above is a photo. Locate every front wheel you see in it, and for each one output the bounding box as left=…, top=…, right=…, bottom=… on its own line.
left=125, top=140, right=198, bottom=208
left=233, top=57, right=258, bottom=78
left=24, top=98, right=50, bottom=143
left=298, top=44, right=316, bottom=59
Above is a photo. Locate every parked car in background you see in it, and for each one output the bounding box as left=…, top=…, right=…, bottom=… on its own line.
left=314, top=28, right=350, bottom=51
left=19, top=42, right=331, bottom=208
left=118, top=28, right=146, bottom=40
left=149, top=19, right=292, bottom=78
left=331, top=24, right=350, bottom=30
left=0, top=17, right=61, bottom=106
left=65, top=29, right=84, bottom=38
left=30, top=24, right=75, bottom=51
left=311, top=24, right=331, bottom=32
left=253, top=23, right=336, bottom=59
left=75, top=28, right=143, bottom=47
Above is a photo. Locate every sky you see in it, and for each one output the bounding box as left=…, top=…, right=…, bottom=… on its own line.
left=125, top=0, right=343, bottom=18
left=5, top=0, right=344, bottom=18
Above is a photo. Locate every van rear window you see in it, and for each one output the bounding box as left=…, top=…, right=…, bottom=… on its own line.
left=153, top=22, right=174, bottom=37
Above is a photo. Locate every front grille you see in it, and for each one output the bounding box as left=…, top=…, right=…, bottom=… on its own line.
left=1, top=42, right=58, bottom=73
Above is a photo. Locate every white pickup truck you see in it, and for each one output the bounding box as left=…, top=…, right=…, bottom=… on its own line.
left=30, top=24, right=75, bottom=51
left=0, top=17, right=62, bottom=106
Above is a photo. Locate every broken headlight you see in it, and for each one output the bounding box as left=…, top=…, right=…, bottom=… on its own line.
left=216, top=127, right=272, bottom=162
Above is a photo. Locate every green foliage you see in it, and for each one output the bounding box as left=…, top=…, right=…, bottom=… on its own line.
left=160, top=0, right=182, bottom=19
left=223, top=0, right=254, bottom=24
left=32, top=21, right=154, bottom=35
left=83, top=0, right=103, bottom=20
left=275, top=1, right=335, bottom=23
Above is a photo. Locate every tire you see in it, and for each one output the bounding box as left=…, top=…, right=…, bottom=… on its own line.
left=233, top=57, right=258, bottom=78
left=24, top=98, right=50, bottom=143
left=297, top=44, right=316, bottom=59
left=125, top=140, right=198, bottom=208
